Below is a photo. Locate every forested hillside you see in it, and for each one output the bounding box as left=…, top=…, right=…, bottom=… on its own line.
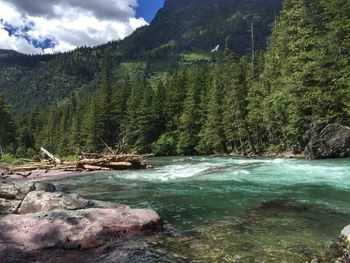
left=1, top=0, right=350, bottom=157
left=0, top=0, right=281, bottom=114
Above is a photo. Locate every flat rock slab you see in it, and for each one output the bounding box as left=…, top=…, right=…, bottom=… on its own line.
left=0, top=207, right=161, bottom=255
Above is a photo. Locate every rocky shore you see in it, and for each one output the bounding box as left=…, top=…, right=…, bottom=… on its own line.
left=0, top=179, right=161, bottom=263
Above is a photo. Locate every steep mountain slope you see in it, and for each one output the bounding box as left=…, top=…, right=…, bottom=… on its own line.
left=120, top=0, right=282, bottom=57
left=0, top=0, right=282, bottom=114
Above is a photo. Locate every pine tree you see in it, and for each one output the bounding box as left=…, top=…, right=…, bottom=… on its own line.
left=197, top=66, right=227, bottom=154
left=164, top=71, right=188, bottom=131
left=177, top=67, right=203, bottom=155
left=124, top=80, right=142, bottom=150
left=222, top=40, right=250, bottom=153
left=0, top=92, right=15, bottom=149
left=98, top=52, right=115, bottom=147
left=113, top=74, right=131, bottom=144
left=134, top=79, right=157, bottom=153
left=152, top=80, right=167, bottom=139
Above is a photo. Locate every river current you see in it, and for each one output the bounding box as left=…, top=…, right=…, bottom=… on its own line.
left=53, top=156, right=350, bottom=262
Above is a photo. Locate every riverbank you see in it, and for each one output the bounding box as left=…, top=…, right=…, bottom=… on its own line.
left=0, top=153, right=153, bottom=181
left=0, top=178, right=161, bottom=263
left=229, top=151, right=305, bottom=159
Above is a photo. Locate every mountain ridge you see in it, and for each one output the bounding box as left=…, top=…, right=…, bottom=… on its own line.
left=0, top=0, right=282, bottom=113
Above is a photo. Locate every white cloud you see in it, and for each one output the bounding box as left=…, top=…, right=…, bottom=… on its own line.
left=0, top=0, right=148, bottom=54
left=0, top=26, right=42, bottom=53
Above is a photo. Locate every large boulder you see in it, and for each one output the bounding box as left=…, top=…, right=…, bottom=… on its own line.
left=341, top=225, right=350, bottom=243
left=0, top=179, right=161, bottom=262
left=0, top=181, right=57, bottom=214
left=0, top=198, right=22, bottom=214
left=0, top=181, right=35, bottom=200
left=305, top=123, right=350, bottom=160
left=0, top=208, right=161, bottom=254
left=18, top=191, right=90, bottom=214
left=333, top=224, right=350, bottom=262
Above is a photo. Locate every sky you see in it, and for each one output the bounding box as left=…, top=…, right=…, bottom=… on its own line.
left=0, top=0, right=164, bottom=54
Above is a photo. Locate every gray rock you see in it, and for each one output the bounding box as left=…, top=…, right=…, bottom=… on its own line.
left=0, top=181, right=35, bottom=200
left=341, top=224, right=350, bottom=242
left=0, top=181, right=57, bottom=214
left=0, top=198, right=22, bottom=214
left=34, top=182, right=56, bottom=192
left=305, top=123, right=350, bottom=159
left=18, top=191, right=91, bottom=214
left=18, top=190, right=128, bottom=214
left=89, top=199, right=129, bottom=209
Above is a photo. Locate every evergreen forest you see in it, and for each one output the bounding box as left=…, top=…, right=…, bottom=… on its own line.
left=1, top=0, right=350, bottom=158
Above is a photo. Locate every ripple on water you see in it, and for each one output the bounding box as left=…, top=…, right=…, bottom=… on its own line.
left=51, top=156, right=350, bottom=262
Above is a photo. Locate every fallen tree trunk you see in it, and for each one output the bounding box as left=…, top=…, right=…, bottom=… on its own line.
left=6, top=152, right=151, bottom=174
left=83, top=165, right=112, bottom=171
left=40, top=148, right=62, bottom=164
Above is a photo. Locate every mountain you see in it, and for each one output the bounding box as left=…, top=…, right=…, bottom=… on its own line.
left=0, top=49, right=20, bottom=58
left=0, top=0, right=282, bottom=114
left=120, top=0, right=282, bottom=57
left=2, top=0, right=349, bottom=157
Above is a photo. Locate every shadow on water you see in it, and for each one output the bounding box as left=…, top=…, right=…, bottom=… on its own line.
left=4, top=157, right=350, bottom=262
left=0, top=197, right=347, bottom=262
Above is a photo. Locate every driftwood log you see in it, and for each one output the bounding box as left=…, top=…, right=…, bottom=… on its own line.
left=40, top=148, right=62, bottom=164
left=6, top=153, right=151, bottom=174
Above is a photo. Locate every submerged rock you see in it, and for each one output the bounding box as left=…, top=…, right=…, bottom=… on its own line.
left=305, top=123, right=350, bottom=160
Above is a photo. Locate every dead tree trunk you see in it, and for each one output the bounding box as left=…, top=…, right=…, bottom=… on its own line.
left=100, top=138, right=115, bottom=154
left=250, top=22, right=256, bottom=73
left=0, top=145, right=3, bottom=159
left=40, top=147, right=62, bottom=164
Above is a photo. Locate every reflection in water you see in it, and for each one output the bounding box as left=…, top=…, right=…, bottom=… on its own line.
left=50, top=156, right=350, bottom=262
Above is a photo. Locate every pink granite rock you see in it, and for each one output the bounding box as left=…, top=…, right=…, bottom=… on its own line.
left=0, top=207, right=161, bottom=253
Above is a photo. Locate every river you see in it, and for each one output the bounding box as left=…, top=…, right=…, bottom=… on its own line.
left=53, top=156, right=350, bottom=262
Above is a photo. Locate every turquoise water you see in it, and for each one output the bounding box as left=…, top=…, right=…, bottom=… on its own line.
left=53, top=157, right=350, bottom=262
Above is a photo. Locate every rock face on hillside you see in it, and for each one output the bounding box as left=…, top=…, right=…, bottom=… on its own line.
left=304, top=124, right=350, bottom=160
left=0, top=180, right=161, bottom=262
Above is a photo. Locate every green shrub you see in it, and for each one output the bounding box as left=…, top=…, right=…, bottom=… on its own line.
left=152, top=133, right=177, bottom=156
left=15, top=147, right=26, bottom=158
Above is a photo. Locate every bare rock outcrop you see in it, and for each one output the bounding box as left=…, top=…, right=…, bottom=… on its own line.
left=0, top=179, right=161, bottom=262
left=0, top=208, right=160, bottom=255
left=305, top=123, right=350, bottom=160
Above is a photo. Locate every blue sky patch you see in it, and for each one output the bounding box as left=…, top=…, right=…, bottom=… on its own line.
left=1, top=19, right=56, bottom=50
left=136, top=0, right=164, bottom=23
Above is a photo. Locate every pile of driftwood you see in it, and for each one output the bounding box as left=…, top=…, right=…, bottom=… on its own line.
left=76, top=153, right=152, bottom=171
left=4, top=148, right=152, bottom=174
